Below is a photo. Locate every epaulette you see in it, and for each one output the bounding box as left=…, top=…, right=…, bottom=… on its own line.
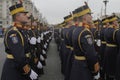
left=78, top=28, right=93, bottom=52
left=5, top=27, right=24, bottom=48
left=12, top=27, right=18, bottom=31
left=5, top=27, right=13, bottom=48
left=85, top=28, right=90, bottom=32
left=78, top=28, right=87, bottom=52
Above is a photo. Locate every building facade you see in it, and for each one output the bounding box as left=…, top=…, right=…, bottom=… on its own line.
left=0, top=0, right=3, bottom=28
left=0, top=0, right=42, bottom=28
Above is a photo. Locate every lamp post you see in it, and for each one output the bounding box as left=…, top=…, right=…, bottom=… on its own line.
left=103, top=0, right=109, bottom=17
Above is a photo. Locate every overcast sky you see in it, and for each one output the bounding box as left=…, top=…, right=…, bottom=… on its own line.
left=32, top=0, right=120, bottom=24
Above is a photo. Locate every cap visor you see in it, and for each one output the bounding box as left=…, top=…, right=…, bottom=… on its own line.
left=20, top=11, right=28, bottom=13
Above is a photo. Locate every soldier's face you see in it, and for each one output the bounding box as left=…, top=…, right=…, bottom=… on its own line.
left=16, top=13, right=29, bottom=23
left=113, top=20, right=119, bottom=27
left=86, top=14, right=92, bottom=24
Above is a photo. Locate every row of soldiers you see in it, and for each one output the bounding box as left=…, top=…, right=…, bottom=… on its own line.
left=1, top=2, right=52, bottom=80
left=54, top=2, right=120, bottom=80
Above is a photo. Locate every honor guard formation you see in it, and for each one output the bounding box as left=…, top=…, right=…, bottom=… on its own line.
left=54, top=2, right=120, bottom=80
left=1, top=0, right=120, bottom=80
left=1, top=2, right=52, bottom=80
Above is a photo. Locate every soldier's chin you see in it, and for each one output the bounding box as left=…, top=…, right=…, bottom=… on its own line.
left=88, top=21, right=92, bottom=25
left=21, top=21, right=28, bottom=24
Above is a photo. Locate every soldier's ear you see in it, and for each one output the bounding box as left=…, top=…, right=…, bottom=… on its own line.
left=16, top=13, right=22, bottom=20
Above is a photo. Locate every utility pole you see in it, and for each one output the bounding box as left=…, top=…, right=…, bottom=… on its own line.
left=103, top=0, right=109, bottom=17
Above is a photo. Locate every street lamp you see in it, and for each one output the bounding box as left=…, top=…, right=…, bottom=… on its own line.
left=103, top=0, right=109, bottom=17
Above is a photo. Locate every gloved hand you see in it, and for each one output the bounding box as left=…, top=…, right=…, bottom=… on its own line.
left=44, top=44, right=47, bottom=49
left=40, top=55, right=45, bottom=61
left=42, top=50, right=46, bottom=54
left=37, top=61, right=43, bottom=69
left=45, top=43, right=48, bottom=46
left=49, top=37, right=51, bottom=40
left=29, top=37, right=37, bottom=45
left=29, top=69, right=38, bottom=80
left=94, top=72, right=100, bottom=80
left=37, top=37, right=41, bottom=43
left=47, top=40, right=49, bottom=42
left=41, top=34, right=43, bottom=40
left=94, top=39, right=97, bottom=42
left=96, top=39, right=101, bottom=47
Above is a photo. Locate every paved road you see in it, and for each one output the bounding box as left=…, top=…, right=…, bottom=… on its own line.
left=0, top=38, right=64, bottom=80
left=39, top=39, right=64, bottom=80
left=0, top=38, right=5, bottom=78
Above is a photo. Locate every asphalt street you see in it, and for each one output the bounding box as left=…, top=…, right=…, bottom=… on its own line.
left=39, top=39, right=64, bottom=80
left=0, top=38, right=5, bottom=78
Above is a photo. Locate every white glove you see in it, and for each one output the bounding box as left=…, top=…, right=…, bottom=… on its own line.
left=41, top=33, right=43, bottom=37
left=94, top=39, right=97, bottom=42
left=41, top=36, right=43, bottom=40
left=50, top=36, right=51, bottom=39
left=28, top=37, right=30, bottom=41
left=40, top=55, right=45, bottom=61
left=37, top=37, right=41, bottom=43
left=42, top=50, right=46, bottom=54
left=47, top=40, right=49, bottom=42
left=29, top=69, right=38, bottom=80
left=45, top=43, right=48, bottom=46
left=96, top=39, right=101, bottom=47
left=37, top=61, right=43, bottom=69
left=44, top=44, right=47, bottom=49
left=29, top=37, right=37, bottom=45
left=94, top=72, right=100, bottom=80
left=44, top=32, right=46, bottom=35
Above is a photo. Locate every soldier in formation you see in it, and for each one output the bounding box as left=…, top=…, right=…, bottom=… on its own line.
left=1, top=2, right=53, bottom=80
left=57, top=2, right=120, bottom=80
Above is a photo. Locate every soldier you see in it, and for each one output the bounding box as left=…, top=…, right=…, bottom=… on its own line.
left=39, top=32, right=47, bottom=66
left=90, top=21, right=97, bottom=37
left=54, top=29, right=61, bottom=51
left=1, top=3, right=38, bottom=80
left=59, top=15, right=72, bottom=75
left=93, top=20, right=101, bottom=53
left=61, top=22, right=70, bottom=75
left=64, top=16, right=76, bottom=80
left=69, top=3, right=100, bottom=80
left=104, top=15, right=119, bottom=80
left=116, top=21, right=120, bottom=80
left=98, top=18, right=109, bottom=80
left=59, top=26, right=67, bottom=75
left=35, top=21, right=45, bottom=75
left=27, top=20, right=44, bottom=77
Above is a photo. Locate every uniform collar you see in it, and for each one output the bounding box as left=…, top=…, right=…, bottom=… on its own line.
left=109, top=25, right=114, bottom=28
left=12, top=22, right=23, bottom=28
left=82, top=22, right=90, bottom=29
left=23, top=26, right=29, bottom=30
left=31, top=26, right=35, bottom=30
left=12, top=22, right=29, bottom=30
left=78, top=22, right=83, bottom=26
